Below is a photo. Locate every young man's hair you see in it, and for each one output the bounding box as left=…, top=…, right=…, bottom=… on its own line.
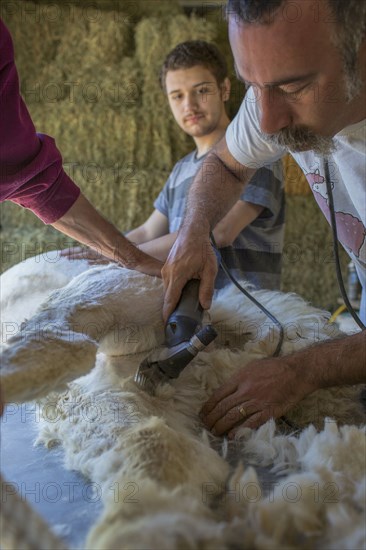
left=159, top=40, right=228, bottom=91
left=226, top=0, right=366, bottom=100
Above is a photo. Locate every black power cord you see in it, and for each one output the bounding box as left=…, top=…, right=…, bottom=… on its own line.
left=324, top=159, right=365, bottom=331
left=210, top=233, right=284, bottom=357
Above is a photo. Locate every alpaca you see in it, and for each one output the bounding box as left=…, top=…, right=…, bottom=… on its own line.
left=1, top=258, right=365, bottom=549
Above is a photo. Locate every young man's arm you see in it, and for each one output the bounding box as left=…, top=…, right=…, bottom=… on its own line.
left=138, top=232, right=178, bottom=262
left=126, top=210, right=169, bottom=244
left=127, top=210, right=176, bottom=262
left=137, top=200, right=264, bottom=261
left=212, top=161, right=283, bottom=247
left=212, top=201, right=264, bottom=247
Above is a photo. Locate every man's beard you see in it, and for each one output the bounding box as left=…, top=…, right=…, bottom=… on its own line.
left=262, top=125, right=336, bottom=156
left=261, top=67, right=363, bottom=157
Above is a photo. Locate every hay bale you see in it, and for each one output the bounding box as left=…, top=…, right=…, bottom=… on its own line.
left=22, top=0, right=183, bottom=19
left=60, top=165, right=170, bottom=231
left=0, top=201, right=45, bottom=232
left=28, top=56, right=142, bottom=108
left=133, top=0, right=183, bottom=19
left=283, top=154, right=311, bottom=196
left=2, top=2, right=134, bottom=103
left=28, top=100, right=138, bottom=166
left=1, top=1, right=66, bottom=78
left=71, top=59, right=142, bottom=108
left=135, top=14, right=217, bottom=86
left=54, top=6, right=133, bottom=73
left=0, top=225, right=76, bottom=274
left=168, top=13, right=217, bottom=45
left=135, top=16, right=182, bottom=170
left=23, top=56, right=142, bottom=112
left=281, top=196, right=349, bottom=310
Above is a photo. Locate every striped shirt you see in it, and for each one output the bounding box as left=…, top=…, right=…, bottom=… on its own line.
left=154, top=151, right=285, bottom=290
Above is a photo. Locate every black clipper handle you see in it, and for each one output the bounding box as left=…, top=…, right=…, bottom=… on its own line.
left=165, top=279, right=203, bottom=347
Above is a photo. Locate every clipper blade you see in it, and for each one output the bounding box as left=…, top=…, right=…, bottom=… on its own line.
left=134, top=357, right=169, bottom=396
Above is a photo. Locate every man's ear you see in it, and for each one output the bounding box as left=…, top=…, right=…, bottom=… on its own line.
left=221, top=77, right=231, bottom=102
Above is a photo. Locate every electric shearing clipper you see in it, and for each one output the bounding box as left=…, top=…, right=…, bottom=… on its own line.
left=134, top=279, right=217, bottom=395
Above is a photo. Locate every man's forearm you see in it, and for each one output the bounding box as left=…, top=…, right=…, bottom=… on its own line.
left=291, top=330, right=366, bottom=391
left=52, top=193, right=163, bottom=276
left=183, top=141, right=256, bottom=233
left=161, top=139, right=257, bottom=319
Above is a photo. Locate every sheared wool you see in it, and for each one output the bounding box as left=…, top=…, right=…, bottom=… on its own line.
left=1, top=257, right=365, bottom=549
left=225, top=422, right=366, bottom=549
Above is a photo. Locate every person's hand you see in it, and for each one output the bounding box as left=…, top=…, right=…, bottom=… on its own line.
left=61, top=244, right=163, bottom=278
left=200, top=356, right=316, bottom=438
left=161, top=226, right=218, bottom=321
left=60, top=246, right=111, bottom=265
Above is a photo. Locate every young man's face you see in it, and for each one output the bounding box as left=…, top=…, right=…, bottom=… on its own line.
left=165, top=65, right=229, bottom=138
left=229, top=0, right=366, bottom=153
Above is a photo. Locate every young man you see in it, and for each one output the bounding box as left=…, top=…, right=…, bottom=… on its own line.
left=162, top=1, right=366, bottom=435
left=126, top=40, right=285, bottom=290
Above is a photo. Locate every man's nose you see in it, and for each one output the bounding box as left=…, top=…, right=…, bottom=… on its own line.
left=183, top=92, right=198, bottom=111
left=259, top=88, right=292, bottom=135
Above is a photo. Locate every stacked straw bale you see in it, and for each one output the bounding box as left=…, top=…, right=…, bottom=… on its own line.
left=0, top=0, right=349, bottom=310
left=281, top=196, right=349, bottom=311
left=282, top=154, right=311, bottom=196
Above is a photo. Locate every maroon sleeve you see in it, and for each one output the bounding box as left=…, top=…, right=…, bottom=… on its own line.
left=0, top=19, right=80, bottom=223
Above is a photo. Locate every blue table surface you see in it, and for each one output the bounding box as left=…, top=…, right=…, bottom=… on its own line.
left=1, top=403, right=102, bottom=549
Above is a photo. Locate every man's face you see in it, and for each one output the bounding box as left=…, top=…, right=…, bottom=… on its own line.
left=165, top=65, right=229, bottom=138
left=228, top=1, right=365, bottom=153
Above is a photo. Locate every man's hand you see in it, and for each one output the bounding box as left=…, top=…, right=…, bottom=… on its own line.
left=161, top=226, right=218, bottom=321
left=60, top=246, right=163, bottom=278
left=200, top=356, right=315, bottom=438
left=61, top=246, right=111, bottom=265
left=201, top=331, right=366, bottom=437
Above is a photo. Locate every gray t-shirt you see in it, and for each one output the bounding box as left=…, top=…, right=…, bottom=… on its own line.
left=226, top=86, right=366, bottom=321
left=154, top=150, right=285, bottom=290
